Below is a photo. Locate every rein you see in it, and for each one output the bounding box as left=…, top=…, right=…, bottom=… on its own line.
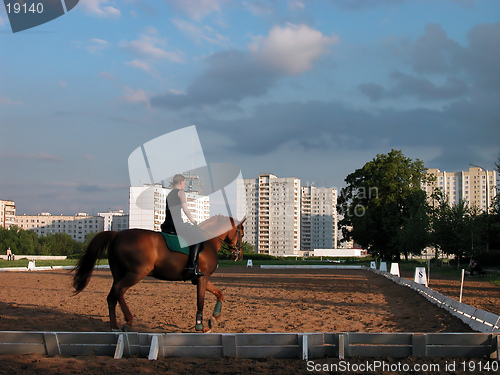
left=197, top=221, right=242, bottom=258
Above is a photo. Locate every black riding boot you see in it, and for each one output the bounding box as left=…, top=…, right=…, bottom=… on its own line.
left=185, top=242, right=204, bottom=282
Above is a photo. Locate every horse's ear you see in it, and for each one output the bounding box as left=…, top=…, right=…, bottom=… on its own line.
left=238, top=216, right=246, bottom=226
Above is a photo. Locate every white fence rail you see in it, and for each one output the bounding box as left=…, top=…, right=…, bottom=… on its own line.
left=0, top=331, right=497, bottom=360
left=371, top=268, right=500, bottom=334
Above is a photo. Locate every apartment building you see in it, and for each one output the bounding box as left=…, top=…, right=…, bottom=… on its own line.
left=98, top=210, right=129, bottom=231
left=129, top=185, right=210, bottom=231
left=14, top=212, right=104, bottom=242
left=301, top=186, right=338, bottom=252
left=0, top=200, right=16, bottom=229
left=241, top=174, right=301, bottom=256
left=425, top=167, right=497, bottom=211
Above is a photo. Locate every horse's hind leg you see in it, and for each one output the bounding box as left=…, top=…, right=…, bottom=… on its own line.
left=107, top=290, right=119, bottom=331
left=107, top=272, right=143, bottom=331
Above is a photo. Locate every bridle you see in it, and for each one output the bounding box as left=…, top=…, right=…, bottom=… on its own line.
left=223, top=225, right=242, bottom=258
left=197, top=221, right=243, bottom=259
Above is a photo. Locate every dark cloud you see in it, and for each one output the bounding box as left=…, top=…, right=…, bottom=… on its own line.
left=331, top=0, right=404, bottom=10
left=464, top=22, right=500, bottom=91
left=388, top=71, right=469, bottom=100
left=331, top=0, right=476, bottom=10
left=358, top=83, right=385, bottom=102
left=360, top=22, right=500, bottom=102
left=150, top=50, right=280, bottom=109
left=194, top=91, right=499, bottom=172
left=410, top=23, right=464, bottom=74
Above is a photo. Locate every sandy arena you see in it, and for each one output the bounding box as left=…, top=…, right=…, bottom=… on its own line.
left=0, top=266, right=498, bottom=374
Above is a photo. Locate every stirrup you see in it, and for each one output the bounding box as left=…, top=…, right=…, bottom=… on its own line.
left=186, top=267, right=204, bottom=277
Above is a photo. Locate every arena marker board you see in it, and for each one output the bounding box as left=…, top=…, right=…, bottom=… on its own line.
left=390, top=263, right=400, bottom=277
left=414, top=267, right=428, bottom=287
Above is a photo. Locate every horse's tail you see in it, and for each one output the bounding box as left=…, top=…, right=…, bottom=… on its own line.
left=73, top=231, right=117, bottom=293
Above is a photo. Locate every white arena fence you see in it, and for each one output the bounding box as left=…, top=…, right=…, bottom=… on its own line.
left=370, top=267, right=500, bottom=334
left=0, top=331, right=498, bottom=360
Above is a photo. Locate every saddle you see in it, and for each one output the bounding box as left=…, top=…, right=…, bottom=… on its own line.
left=160, top=232, right=189, bottom=255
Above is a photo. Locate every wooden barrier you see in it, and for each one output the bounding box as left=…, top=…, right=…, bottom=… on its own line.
left=0, top=331, right=497, bottom=360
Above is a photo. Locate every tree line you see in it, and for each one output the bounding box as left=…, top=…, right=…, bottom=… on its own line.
left=0, top=227, right=96, bottom=258
left=338, top=150, right=500, bottom=265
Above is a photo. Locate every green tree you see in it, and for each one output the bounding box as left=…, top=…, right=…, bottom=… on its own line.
left=431, top=193, right=486, bottom=266
left=0, top=226, right=38, bottom=255
left=38, top=233, right=78, bottom=256
left=337, top=150, right=431, bottom=261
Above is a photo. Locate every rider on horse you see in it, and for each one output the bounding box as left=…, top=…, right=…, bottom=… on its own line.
left=161, top=174, right=205, bottom=282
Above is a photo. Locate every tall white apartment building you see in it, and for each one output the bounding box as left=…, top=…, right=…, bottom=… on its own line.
left=129, top=185, right=210, bottom=231
left=241, top=174, right=301, bottom=256
left=14, top=212, right=104, bottom=242
left=301, top=186, right=338, bottom=251
left=425, top=167, right=497, bottom=211
left=98, top=210, right=129, bottom=231
left=0, top=200, right=16, bottom=229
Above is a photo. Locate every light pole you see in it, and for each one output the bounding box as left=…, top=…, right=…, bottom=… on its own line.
left=469, top=163, right=490, bottom=252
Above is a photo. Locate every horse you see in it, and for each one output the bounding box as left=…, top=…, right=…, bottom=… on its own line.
left=73, top=215, right=245, bottom=332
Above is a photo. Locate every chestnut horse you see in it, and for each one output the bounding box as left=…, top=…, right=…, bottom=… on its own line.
left=73, top=215, right=244, bottom=332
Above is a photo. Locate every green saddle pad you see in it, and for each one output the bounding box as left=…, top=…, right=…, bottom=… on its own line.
left=160, top=232, right=189, bottom=255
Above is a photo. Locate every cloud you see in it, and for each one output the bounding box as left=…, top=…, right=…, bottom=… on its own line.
left=151, top=24, right=337, bottom=109
left=250, top=23, right=339, bottom=75
left=166, top=0, right=224, bottom=21
left=463, top=22, right=500, bottom=91
left=121, top=29, right=184, bottom=77
left=0, top=97, right=22, bottom=105
left=98, top=71, right=150, bottom=106
left=80, top=0, right=121, bottom=17
left=119, top=86, right=150, bottom=104
left=172, top=18, right=229, bottom=45
left=193, top=91, right=499, bottom=175
left=360, top=72, right=469, bottom=102
left=331, top=0, right=476, bottom=10
left=360, top=23, right=500, bottom=102
left=86, top=38, right=109, bottom=54
left=409, top=23, right=464, bottom=74
left=3, top=152, right=64, bottom=162
left=122, top=33, right=183, bottom=62
left=125, top=59, right=157, bottom=75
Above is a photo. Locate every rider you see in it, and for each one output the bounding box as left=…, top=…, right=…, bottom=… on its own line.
left=161, top=174, right=205, bottom=281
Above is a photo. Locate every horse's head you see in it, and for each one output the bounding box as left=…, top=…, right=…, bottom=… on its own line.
left=199, top=215, right=246, bottom=261
left=224, top=217, right=245, bottom=261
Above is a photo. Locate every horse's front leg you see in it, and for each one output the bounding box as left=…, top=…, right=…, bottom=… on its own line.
left=206, top=280, right=223, bottom=318
left=206, top=280, right=224, bottom=330
left=195, top=276, right=209, bottom=332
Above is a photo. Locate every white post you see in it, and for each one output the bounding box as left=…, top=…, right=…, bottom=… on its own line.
left=459, top=269, right=465, bottom=303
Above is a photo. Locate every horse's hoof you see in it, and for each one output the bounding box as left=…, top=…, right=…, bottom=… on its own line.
left=208, top=317, right=217, bottom=330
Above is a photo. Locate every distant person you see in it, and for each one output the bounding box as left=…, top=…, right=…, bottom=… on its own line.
left=6, top=247, right=12, bottom=261
left=470, top=258, right=485, bottom=276
left=161, top=174, right=206, bottom=282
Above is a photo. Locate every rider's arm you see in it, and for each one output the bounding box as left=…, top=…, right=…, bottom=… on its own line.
left=178, top=190, right=197, bottom=224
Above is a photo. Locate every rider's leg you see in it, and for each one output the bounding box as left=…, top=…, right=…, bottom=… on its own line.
left=185, top=242, right=204, bottom=278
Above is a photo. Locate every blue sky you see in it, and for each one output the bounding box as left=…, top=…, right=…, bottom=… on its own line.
left=0, top=0, right=499, bottom=215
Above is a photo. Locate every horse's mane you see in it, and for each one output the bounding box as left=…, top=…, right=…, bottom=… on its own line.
left=199, top=214, right=235, bottom=231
